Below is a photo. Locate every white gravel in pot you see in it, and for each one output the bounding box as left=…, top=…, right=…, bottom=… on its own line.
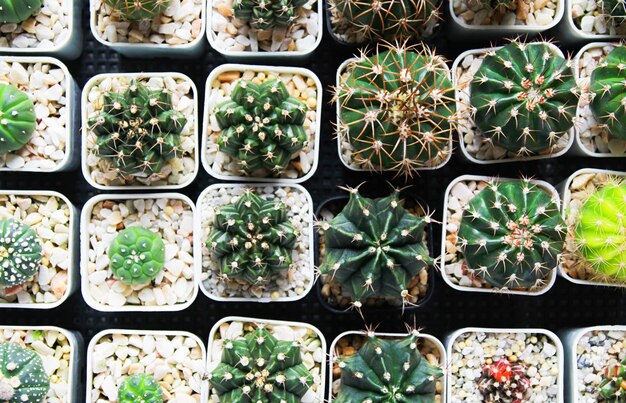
left=571, top=0, right=626, bottom=35
left=452, top=0, right=558, bottom=26
left=0, top=0, right=69, bottom=49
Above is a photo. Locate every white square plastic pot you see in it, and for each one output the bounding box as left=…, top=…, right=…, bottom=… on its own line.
left=557, top=0, right=623, bottom=44
left=202, top=64, right=322, bottom=183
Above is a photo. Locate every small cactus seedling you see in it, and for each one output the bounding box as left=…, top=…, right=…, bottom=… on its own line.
left=108, top=226, right=165, bottom=285
left=470, top=40, right=577, bottom=156
left=206, top=190, right=298, bottom=286
left=233, top=0, right=307, bottom=30
left=0, top=0, right=42, bottom=24
left=208, top=325, right=315, bottom=401
left=590, top=45, right=626, bottom=140
left=105, top=0, right=170, bottom=20
left=118, top=373, right=163, bottom=403
left=598, top=356, right=626, bottom=401
left=0, top=83, right=37, bottom=155
left=214, top=78, right=308, bottom=174
left=477, top=358, right=531, bottom=402
left=457, top=179, right=566, bottom=290
left=600, top=0, right=626, bottom=30
left=0, top=342, right=50, bottom=403
left=0, top=218, right=42, bottom=287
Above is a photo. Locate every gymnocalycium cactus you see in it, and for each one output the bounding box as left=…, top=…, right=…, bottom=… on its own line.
left=470, top=40, right=577, bottom=156
left=0, top=218, right=42, bottom=287
left=105, top=0, right=170, bottom=20
left=214, top=78, right=308, bottom=174
left=457, top=179, right=566, bottom=290
left=333, top=42, right=456, bottom=178
left=233, top=0, right=307, bottom=30
left=598, top=356, right=626, bottom=401
left=108, top=226, right=165, bottom=285
left=334, top=331, right=442, bottom=402
left=206, top=190, right=298, bottom=285
left=118, top=374, right=163, bottom=403
left=0, top=343, right=50, bottom=403
left=89, top=80, right=186, bottom=178
left=318, top=188, right=432, bottom=307
left=0, top=0, right=42, bottom=24
left=477, top=358, right=531, bottom=402
left=208, top=324, right=314, bottom=401
left=600, top=0, right=626, bottom=30
left=590, top=45, right=626, bottom=140
left=0, top=83, right=37, bottom=155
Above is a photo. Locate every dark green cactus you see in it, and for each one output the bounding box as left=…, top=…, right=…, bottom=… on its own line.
left=598, top=356, right=626, bottom=401
left=478, top=0, right=514, bottom=9
left=457, top=179, right=566, bottom=290
left=600, top=0, right=626, bottom=29
left=334, top=331, right=442, bottom=402
left=233, top=0, right=307, bottom=29
left=470, top=40, right=577, bottom=156
left=0, top=83, right=37, bottom=155
left=88, top=80, right=186, bottom=178
left=208, top=325, right=314, bottom=402
left=0, top=0, right=42, bottom=24
left=105, top=0, right=170, bottom=20
left=118, top=373, right=163, bottom=403
left=215, top=79, right=308, bottom=174
left=590, top=46, right=626, bottom=141
left=0, top=218, right=42, bottom=287
left=206, top=190, right=298, bottom=286
left=0, top=343, right=50, bottom=403
left=108, top=226, right=165, bottom=285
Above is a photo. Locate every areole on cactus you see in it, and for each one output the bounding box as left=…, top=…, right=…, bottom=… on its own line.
left=0, top=218, right=42, bottom=287
left=0, top=342, right=50, bottom=403
left=598, top=356, right=626, bottom=401
left=233, top=0, right=307, bottom=30
left=105, top=0, right=170, bottom=20
left=0, top=0, right=42, bottom=24
left=118, top=373, right=163, bottom=403
left=108, top=226, right=165, bottom=285
left=590, top=45, right=626, bottom=141
left=0, top=83, right=37, bottom=155
left=477, top=358, right=531, bottom=402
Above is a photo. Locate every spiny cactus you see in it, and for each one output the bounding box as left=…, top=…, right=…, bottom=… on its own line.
left=470, top=40, right=577, bottom=156
left=208, top=324, right=314, bottom=401
left=105, top=0, right=170, bottom=20
left=206, top=190, right=298, bottom=286
left=88, top=80, right=186, bottom=178
left=476, top=0, right=514, bottom=9
left=233, top=0, right=307, bottom=30
left=118, top=374, right=163, bottom=403
left=0, top=218, right=42, bottom=287
left=108, top=226, right=165, bottom=285
left=215, top=78, right=308, bottom=174
left=600, top=0, right=626, bottom=29
left=333, top=42, right=455, bottom=178
left=0, top=0, right=42, bottom=24
left=0, top=83, right=37, bottom=155
left=598, top=356, right=626, bottom=401
left=334, top=331, right=442, bottom=402
left=318, top=188, right=432, bottom=307
left=477, top=358, right=531, bottom=402
left=457, top=179, right=566, bottom=290
left=590, top=45, right=626, bottom=141
left=0, top=343, right=50, bottom=403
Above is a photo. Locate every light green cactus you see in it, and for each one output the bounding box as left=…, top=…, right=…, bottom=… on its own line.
left=118, top=374, right=163, bottom=403
left=0, top=0, right=42, bottom=24
left=0, top=342, right=50, bottom=403
left=0, top=83, right=37, bottom=155
left=108, top=226, right=165, bottom=285
left=105, top=0, right=170, bottom=20
left=590, top=45, right=626, bottom=141
left=0, top=218, right=42, bottom=287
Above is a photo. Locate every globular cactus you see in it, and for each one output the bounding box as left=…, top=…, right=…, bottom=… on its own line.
left=0, top=218, right=42, bottom=287
left=118, top=374, right=163, bottom=403
left=0, top=0, right=42, bottom=24
left=108, top=226, right=165, bottom=285
left=233, top=0, right=307, bottom=30
left=206, top=190, right=298, bottom=286
left=208, top=325, right=314, bottom=401
left=457, top=179, right=566, bottom=290
left=215, top=78, right=308, bottom=174
left=318, top=188, right=432, bottom=307
left=105, top=0, right=170, bottom=20
left=334, top=331, right=442, bottom=402
left=470, top=40, right=577, bottom=156
left=477, top=358, right=531, bottom=402
left=600, top=0, right=626, bottom=30
left=0, top=343, right=50, bottom=403
left=476, top=0, right=514, bottom=9
left=598, top=356, right=626, bottom=401
left=88, top=80, right=186, bottom=178
left=333, top=42, right=455, bottom=178
left=590, top=45, right=626, bottom=140
left=0, top=83, right=37, bottom=155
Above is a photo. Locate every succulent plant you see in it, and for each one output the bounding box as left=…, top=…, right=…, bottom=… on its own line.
left=206, top=190, right=298, bottom=286
left=476, top=0, right=514, bottom=9
left=590, top=45, right=626, bottom=141
left=318, top=188, right=432, bottom=307
left=214, top=78, right=308, bottom=174
left=208, top=324, right=314, bottom=401
left=105, top=0, right=170, bottom=20
left=0, top=0, right=42, bottom=24
left=457, top=179, right=566, bottom=290
left=0, top=218, right=42, bottom=287
left=233, top=0, right=307, bottom=30
left=477, top=358, right=531, bottom=402
left=108, top=226, right=165, bottom=285
left=0, top=342, right=50, bottom=403
left=598, top=356, right=626, bottom=401
left=470, top=40, right=577, bottom=156
left=118, top=373, right=163, bottom=403
left=88, top=80, right=186, bottom=178
left=0, top=83, right=37, bottom=155
left=333, top=42, right=455, bottom=178
left=334, top=331, right=442, bottom=402
left=600, top=0, right=626, bottom=29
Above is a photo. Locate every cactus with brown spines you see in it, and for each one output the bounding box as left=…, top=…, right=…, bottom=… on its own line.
left=590, top=45, right=626, bottom=140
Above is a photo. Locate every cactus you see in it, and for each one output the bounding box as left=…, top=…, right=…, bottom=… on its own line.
left=470, top=40, right=577, bottom=156
left=233, top=0, right=307, bottom=30
left=318, top=188, right=432, bottom=307
left=590, top=45, right=626, bottom=140
left=108, top=226, right=165, bottom=285
left=334, top=331, right=442, bottom=402
left=333, top=42, right=455, bottom=178
left=600, top=0, right=626, bottom=29
left=0, top=343, right=49, bottom=403
left=0, top=83, right=37, bottom=155
left=88, top=80, right=186, bottom=178
left=476, top=0, right=514, bottom=9
left=477, top=358, right=531, bottom=402
left=206, top=189, right=298, bottom=286
left=118, top=374, right=163, bottom=403
left=208, top=324, right=314, bottom=401
left=598, top=356, right=626, bottom=401
left=214, top=78, right=308, bottom=174
left=105, top=0, right=170, bottom=20
left=0, top=0, right=42, bottom=24
left=0, top=218, right=42, bottom=287
left=457, top=179, right=566, bottom=290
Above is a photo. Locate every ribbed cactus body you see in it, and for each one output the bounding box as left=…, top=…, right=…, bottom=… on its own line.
left=477, top=358, right=531, bottom=402
left=234, top=0, right=307, bottom=29
left=108, top=226, right=165, bottom=285
left=0, top=343, right=49, bottom=403
left=598, top=357, right=626, bottom=401
left=0, top=218, right=42, bottom=287
left=601, top=0, right=626, bottom=28
left=105, top=0, right=170, bottom=20
left=0, top=83, right=37, bottom=155
left=118, top=374, right=163, bottom=403
left=0, top=0, right=42, bottom=24
left=590, top=46, right=626, bottom=140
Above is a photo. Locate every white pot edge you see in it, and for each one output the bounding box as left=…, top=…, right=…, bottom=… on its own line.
left=561, top=0, right=622, bottom=41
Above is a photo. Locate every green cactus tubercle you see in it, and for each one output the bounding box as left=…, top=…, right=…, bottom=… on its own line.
left=105, top=0, right=170, bottom=20
left=108, top=226, right=165, bottom=285
left=0, top=83, right=37, bottom=155
left=0, top=218, right=42, bottom=288
left=0, top=342, right=50, bottom=403
left=233, top=0, right=307, bottom=30
left=118, top=373, right=163, bottom=403
left=0, top=0, right=42, bottom=24
left=598, top=356, right=626, bottom=401
left=590, top=45, right=626, bottom=141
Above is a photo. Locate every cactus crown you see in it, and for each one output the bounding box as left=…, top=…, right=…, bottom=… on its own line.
left=457, top=179, right=566, bottom=290
left=233, top=0, right=307, bottom=29
left=0, top=218, right=42, bottom=287
left=0, top=342, right=50, bottom=403
left=209, top=324, right=314, bottom=402
left=333, top=42, right=455, bottom=178
left=590, top=45, right=626, bottom=141
left=118, top=373, right=164, bottom=403
left=88, top=79, right=186, bottom=178
left=215, top=78, right=308, bottom=175
left=108, top=226, right=165, bottom=285
left=0, top=83, right=37, bottom=155
left=477, top=358, right=531, bottom=402
left=470, top=40, right=577, bottom=156
left=0, top=0, right=42, bottom=24
left=105, top=0, right=170, bottom=20
left=600, top=0, right=626, bottom=28
left=598, top=356, right=626, bottom=401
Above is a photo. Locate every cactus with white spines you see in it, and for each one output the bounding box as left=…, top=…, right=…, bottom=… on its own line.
left=476, top=0, right=514, bottom=9
left=600, top=0, right=626, bottom=30
left=233, top=0, right=308, bottom=30
left=105, top=0, right=170, bottom=20
left=477, top=358, right=531, bottom=402
left=0, top=218, right=42, bottom=287
left=590, top=45, right=626, bottom=140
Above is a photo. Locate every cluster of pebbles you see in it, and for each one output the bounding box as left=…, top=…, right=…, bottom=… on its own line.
left=453, top=0, right=557, bottom=26
left=572, top=0, right=626, bottom=35
left=0, top=0, right=69, bottom=49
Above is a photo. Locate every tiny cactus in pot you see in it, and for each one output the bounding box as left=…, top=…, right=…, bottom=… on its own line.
left=0, top=218, right=42, bottom=288
left=108, top=226, right=165, bottom=285
left=0, top=0, right=42, bottom=24
left=477, top=358, right=531, bottom=402
left=590, top=45, right=626, bottom=141
left=118, top=373, right=163, bottom=403
left=233, top=0, right=308, bottom=30
left=598, top=356, right=626, bottom=401
left=0, top=342, right=50, bottom=403
left=105, top=0, right=170, bottom=20
left=0, top=83, right=37, bottom=155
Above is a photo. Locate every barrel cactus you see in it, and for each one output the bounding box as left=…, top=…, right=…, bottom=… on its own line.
left=0, top=0, right=42, bottom=24
left=0, top=218, right=42, bottom=287
left=214, top=78, right=308, bottom=174
left=333, top=42, right=455, bottom=178
left=118, top=374, right=163, bottom=403
left=598, top=356, right=626, bottom=401
left=0, top=83, right=37, bottom=155
left=0, top=343, right=50, bottom=403
left=600, top=0, right=626, bottom=29
left=233, top=0, right=307, bottom=30
left=457, top=179, right=566, bottom=290
left=477, top=358, right=531, bottom=402
left=105, top=0, right=170, bottom=20
left=108, top=226, right=165, bottom=285
left=470, top=40, right=577, bottom=156
left=590, top=45, right=626, bottom=140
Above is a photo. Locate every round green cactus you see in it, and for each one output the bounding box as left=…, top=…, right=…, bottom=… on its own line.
left=470, top=40, right=577, bottom=156
left=0, top=218, right=42, bottom=287
left=598, top=356, right=626, bottom=401
left=108, top=226, right=165, bottom=285
left=600, top=0, right=626, bottom=29
left=105, top=0, right=170, bottom=20
left=233, top=0, right=307, bottom=29
left=0, top=83, right=37, bottom=155
left=0, top=0, right=42, bottom=24
left=590, top=46, right=626, bottom=141
left=477, top=0, right=514, bottom=9
left=0, top=343, right=50, bottom=403
left=118, top=374, right=163, bottom=403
